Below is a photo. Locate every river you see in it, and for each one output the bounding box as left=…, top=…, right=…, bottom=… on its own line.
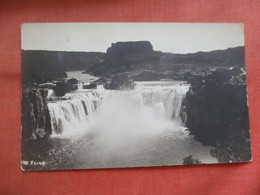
left=23, top=71, right=217, bottom=170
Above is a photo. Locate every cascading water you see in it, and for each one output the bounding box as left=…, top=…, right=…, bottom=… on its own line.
left=48, top=91, right=101, bottom=137
left=33, top=72, right=217, bottom=169
left=135, top=82, right=189, bottom=121
left=47, top=81, right=189, bottom=138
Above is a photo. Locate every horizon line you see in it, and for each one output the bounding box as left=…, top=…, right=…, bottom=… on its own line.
left=21, top=45, right=244, bottom=55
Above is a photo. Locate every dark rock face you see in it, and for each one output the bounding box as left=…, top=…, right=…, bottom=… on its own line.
left=132, top=71, right=161, bottom=81
left=22, top=63, right=67, bottom=87
left=107, top=41, right=153, bottom=55
left=22, top=44, right=246, bottom=86
left=22, top=88, right=52, bottom=140
left=22, top=50, right=104, bottom=86
left=85, top=44, right=245, bottom=78
left=91, top=78, right=107, bottom=85
left=83, top=83, right=97, bottom=89
left=180, top=96, right=187, bottom=124
left=53, top=82, right=78, bottom=96
left=185, top=68, right=251, bottom=162
left=160, top=46, right=245, bottom=67
left=83, top=78, right=108, bottom=89
left=104, top=74, right=135, bottom=90
left=183, top=155, right=201, bottom=165
left=67, top=78, right=78, bottom=84
left=87, top=41, right=161, bottom=76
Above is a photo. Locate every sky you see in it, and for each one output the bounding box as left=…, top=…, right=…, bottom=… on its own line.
left=21, top=23, right=244, bottom=54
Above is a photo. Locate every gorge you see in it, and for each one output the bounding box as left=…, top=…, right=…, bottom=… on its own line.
left=21, top=41, right=251, bottom=170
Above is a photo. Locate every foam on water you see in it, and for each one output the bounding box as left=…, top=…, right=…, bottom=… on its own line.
left=44, top=73, right=217, bottom=167
left=48, top=81, right=189, bottom=140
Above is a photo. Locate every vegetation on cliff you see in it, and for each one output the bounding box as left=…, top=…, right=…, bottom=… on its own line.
left=185, top=68, right=251, bottom=162
left=183, top=155, right=202, bottom=165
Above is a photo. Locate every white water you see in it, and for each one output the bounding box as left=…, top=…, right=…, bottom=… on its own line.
left=48, top=91, right=101, bottom=137
left=46, top=72, right=217, bottom=167
left=47, top=81, right=189, bottom=139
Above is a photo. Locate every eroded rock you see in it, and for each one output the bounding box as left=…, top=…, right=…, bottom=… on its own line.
left=22, top=88, right=52, bottom=140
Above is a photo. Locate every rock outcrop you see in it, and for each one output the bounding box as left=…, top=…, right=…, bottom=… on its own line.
left=87, top=41, right=161, bottom=76
left=83, top=78, right=108, bottom=89
left=53, top=81, right=78, bottom=96
left=84, top=43, right=245, bottom=78
left=22, top=50, right=105, bottom=86
left=91, top=78, right=107, bottom=85
left=83, top=83, right=97, bottom=89
left=185, top=68, right=251, bottom=162
left=104, top=74, right=135, bottom=90
left=67, top=78, right=78, bottom=84
left=22, top=88, right=52, bottom=140
left=160, top=46, right=245, bottom=67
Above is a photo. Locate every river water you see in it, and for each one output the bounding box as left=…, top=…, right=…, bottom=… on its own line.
left=23, top=71, right=217, bottom=170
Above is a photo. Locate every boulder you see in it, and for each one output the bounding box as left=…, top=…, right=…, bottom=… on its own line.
left=53, top=81, right=77, bottom=96
left=92, top=77, right=107, bottom=85
left=67, top=78, right=78, bottom=84
left=83, top=78, right=108, bottom=89
left=105, top=74, right=135, bottom=90
left=83, top=83, right=97, bottom=89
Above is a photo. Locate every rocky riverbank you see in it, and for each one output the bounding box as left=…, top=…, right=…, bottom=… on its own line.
left=185, top=68, right=251, bottom=162
left=22, top=88, right=52, bottom=141
left=21, top=41, right=251, bottom=164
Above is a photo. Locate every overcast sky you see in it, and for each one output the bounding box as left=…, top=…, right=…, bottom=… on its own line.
left=21, top=23, right=244, bottom=54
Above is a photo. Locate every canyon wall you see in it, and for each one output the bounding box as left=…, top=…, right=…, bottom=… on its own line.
left=22, top=88, right=52, bottom=140
left=185, top=68, right=251, bottom=162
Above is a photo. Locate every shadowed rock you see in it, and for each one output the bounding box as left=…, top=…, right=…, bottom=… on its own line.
left=53, top=81, right=78, bottom=96
left=185, top=68, right=251, bottom=162
left=22, top=88, right=52, bottom=140
left=104, top=74, right=135, bottom=90
left=67, top=78, right=78, bottom=84
left=83, top=83, right=97, bottom=89
left=86, top=41, right=161, bottom=76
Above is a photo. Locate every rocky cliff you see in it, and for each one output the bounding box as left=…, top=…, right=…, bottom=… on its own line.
left=22, top=88, right=52, bottom=140
left=160, top=46, right=245, bottom=67
left=22, top=43, right=246, bottom=84
left=22, top=50, right=105, bottom=86
left=185, top=68, right=251, bottom=162
left=84, top=42, right=245, bottom=79
left=86, top=41, right=161, bottom=76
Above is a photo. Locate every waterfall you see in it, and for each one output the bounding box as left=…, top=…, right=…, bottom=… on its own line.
left=48, top=91, right=101, bottom=136
left=136, top=85, right=188, bottom=120
left=47, top=81, right=189, bottom=137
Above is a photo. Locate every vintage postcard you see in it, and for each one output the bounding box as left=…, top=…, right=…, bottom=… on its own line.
left=21, top=23, right=252, bottom=171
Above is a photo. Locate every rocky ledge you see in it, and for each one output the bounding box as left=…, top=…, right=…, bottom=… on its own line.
left=104, top=74, right=135, bottom=90
left=22, top=88, right=52, bottom=141
left=83, top=74, right=135, bottom=90
left=53, top=80, right=78, bottom=96
left=86, top=41, right=161, bottom=76
left=185, top=68, right=251, bottom=162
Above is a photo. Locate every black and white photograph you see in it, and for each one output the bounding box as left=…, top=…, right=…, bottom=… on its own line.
left=21, top=23, right=252, bottom=171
